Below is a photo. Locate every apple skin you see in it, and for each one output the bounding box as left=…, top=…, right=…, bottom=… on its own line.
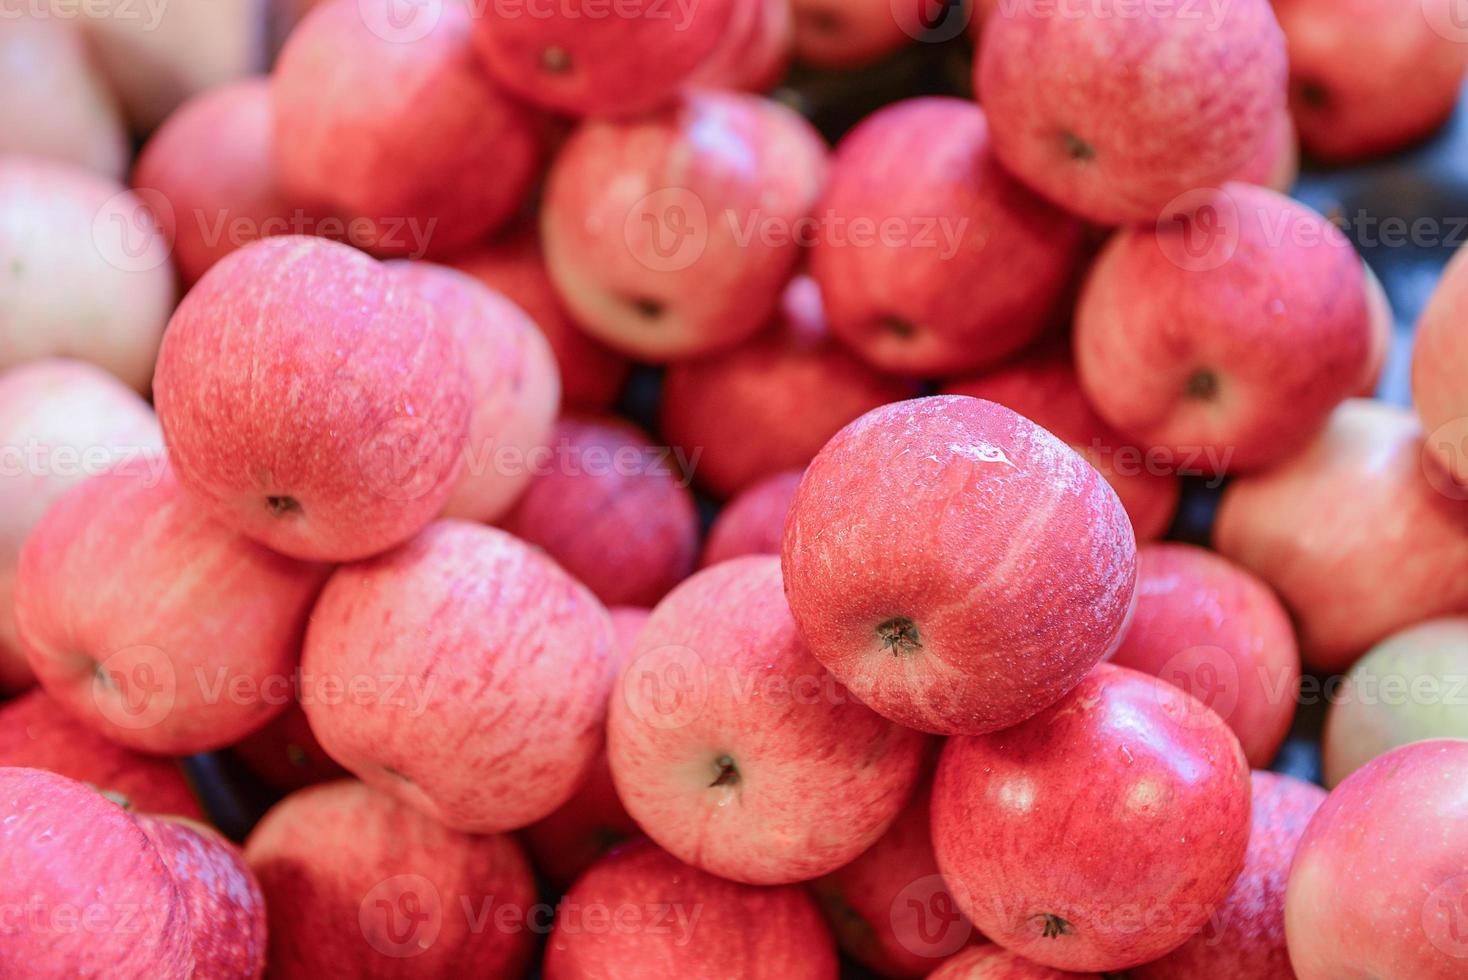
left=470, top=0, right=738, bottom=118
left=15, top=455, right=330, bottom=755
left=1214, top=399, right=1468, bottom=673
left=301, top=520, right=615, bottom=833
left=660, top=276, right=913, bottom=498
left=540, top=89, right=828, bottom=362
left=245, top=779, right=537, bottom=979
left=1322, top=618, right=1468, bottom=788
left=153, top=235, right=473, bottom=563
left=1075, top=183, right=1371, bottom=474
left=1359, top=262, right=1393, bottom=397
left=781, top=395, right=1137, bottom=736
left=1414, top=243, right=1468, bottom=486
left=387, top=260, right=560, bottom=524
left=932, top=664, right=1252, bottom=972
left=1285, top=740, right=1468, bottom=979
left=544, top=839, right=839, bottom=980
left=1232, top=104, right=1299, bottom=193
left=0, top=156, right=175, bottom=391
left=941, top=341, right=1179, bottom=542
left=274, top=0, right=543, bottom=258
left=1109, top=543, right=1300, bottom=768
left=0, top=689, right=203, bottom=820
left=976, top=0, right=1287, bottom=225
left=789, top=0, right=910, bottom=68
left=690, top=0, right=793, bottom=92
left=499, top=414, right=700, bottom=608
left=0, top=358, right=162, bottom=693
left=1130, top=770, right=1326, bottom=980
left=701, top=469, right=803, bottom=569
left=928, top=944, right=1102, bottom=979
left=451, top=226, right=630, bottom=412
left=810, top=97, right=1084, bottom=376
left=229, top=702, right=348, bottom=793
left=608, top=556, right=927, bottom=885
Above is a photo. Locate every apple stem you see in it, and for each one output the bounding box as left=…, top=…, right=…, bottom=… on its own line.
left=629, top=297, right=664, bottom=320
left=1185, top=369, right=1219, bottom=402
left=880, top=316, right=916, bottom=339
left=876, top=618, right=922, bottom=657
left=1061, top=132, right=1096, bottom=162
left=541, top=46, right=572, bottom=74
left=1035, top=913, right=1073, bottom=939
left=266, top=495, right=302, bottom=517
left=709, top=755, right=740, bottom=788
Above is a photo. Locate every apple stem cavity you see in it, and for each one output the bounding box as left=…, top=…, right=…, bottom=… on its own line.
left=540, top=45, right=572, bottom=74
left=709, top=754, right=740, bottom=788
left=265, top=495, right=302, bottom=518
left=1061, top=131, right=1096, bottom=163
left=628, top=296, right=665, bottom=321
left=876, top=617, right=922, bottom=657
left=1035, top=913, right=1073, bottom=939
left=1185, top=369, right=1220, bottom=402
left=879, top=316, right=917, bottom=339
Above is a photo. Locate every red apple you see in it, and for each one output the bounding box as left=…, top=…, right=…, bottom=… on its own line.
left=451, top=225, right=630, bottom=412
left=660, top=276, right=913, bottom=497
left=245, top=779, right=537, bottom=978
left=782, top=396, right=1137, bottom=735
left=153, top=235, right=473, bottom=563
left=470, top=0, right=738, bottom=117
left=541, top=89, right=828, bottom=361
left=810, top=97, right=1084, bottom=375
left=1131, top=770, right=1326, bottom=980
left=15, top=455, right=329, bottom=755
left=229, top=702, right=348, bottom=793
left=274, top=0, right=543, bottom=258
left=690, top=0, right=794, bottom=92
left=932, top=664, right=1252, bottom=972
left=701, top=469, right=802, bottom=568
left=544, top=839, right=839, bottom=979
left=1109, top=543, right=1300, bottom=768
left=608, top=556, right=927, bottom=885
left=499, top=414, right=700, bottom=608
left=929, top=945, right=1102, bottom=979
left=942, top=341, right=1179, bottom=542
left=1414, top=243, right=1468, bottom=486
left=1285, top=740, right=1468, bottom=979
left=1214, top=399, right=1468, bottom=673
left=977, top=0, right=1287, bottom=225
left=789, top=0, right=910, bottom=67
left=0, top=358, right=162, bottom=694
left=301, top=520, right=615, bottom=833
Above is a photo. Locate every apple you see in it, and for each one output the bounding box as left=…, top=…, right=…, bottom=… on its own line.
left=1360, top=262, right=1393, bottom=396
left=789, top=0, right=910, bottom=68
left=229, top=702, right=348, bottom=793
left=1109, top=543, right=1300, bottom=768
left=470, top=0, right=738, bottom=118
left=301, top=520, right=615, bottom=833
left=941, top=341, right=1179, bottom=542
left=1286, top=739, right=1468, bottom=979
left=928, top=945, right=1103, bottom=979
left=15, top=454, right=330, bottom=755
left=976, top=0, right=1287, bottom=225
left=608, top=556, right=927, bottom=885
left=0, top=15, right=127, bottom=178
left=499, top=414, right=700, bottom=608
left=1413, top=243, right=1468, bottom=486
left=1232, top=103, right=1299, bottom=193
left=0, top=358, right=162, bottom=694
left=932, top=664, right=1252, bottom=972
left=1076, top=183, right=1371, bottom=474
left=810, top=97, right=1084, bottom=375
left=133, top=77, right=297, bottom=288
left=387, top=260, right=560, bottom=524
left=544, top=839, right=840, bottom=979
left=1214, top=399, right=1468, bottom=673
left=540, top=89, right=828, bottom=361
left=781, top=395, right=1137, bottom=735
left=451, top=225, right=630, bottom=412
left=701, top=469, right=803, bottom=569
left=245, top=778, right=537, bottom=978
left=1130, top=770, right=1326, bottom=980
left=152, top=235, right=473, bottom=563
left=1322, top=618, right=1468, bottom=787
left=660, top=276, right=913, bottom=497
left=690, top=0, right=794, bottom=92
left=274, top=0, right=543, bottom=258
left=0, top=156, right=175, bottom=391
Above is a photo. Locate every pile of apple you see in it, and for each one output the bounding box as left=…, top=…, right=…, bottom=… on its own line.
left=5, top=0, right=1468, bottom=977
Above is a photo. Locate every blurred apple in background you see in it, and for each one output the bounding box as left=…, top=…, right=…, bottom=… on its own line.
left=701, top=469, right=803, bottom=568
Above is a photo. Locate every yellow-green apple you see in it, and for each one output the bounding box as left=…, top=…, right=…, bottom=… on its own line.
left=0, top=157, right=174, bottom=390
left=499, top=415, right=700, bottom=608
left=977, top=0, right=1287, bottom=225
left=229, top=702, right=347, bottom=793
left=15, top=455, right=329, bottom=755
left=1322, top=618, right=1468, bottom=787
left=932, top=664, right=1252, bottom=972
left=300, top=520, right=615, bottom=833
left=691, top=0, right=794, bottom=92
left=660, top=276, right=913, bottom=497
left=1414, top=243, right=1468, bottom=485
left=245, top=779, right=536, bottom=978
left=540, top=90, right=828, bottom=361
left=544, top=839, right=839, bottom=979
left=700, top=469, right=802, bottom=568
left=274, top=0, right=543, bottom=258
left=789, top=0, right=910, bottom=67
left=1214, top=400, right=1468, bottom=673
left=608, top=556, right=927, bottom=884
left=152, top=235, right=473, bottom=563
left=782, top=396, right=1137, bottom=735
left=1285, top=740, right=1468, bottom=979
left=1075, top=184, right=1372, bottom=474
left=929, top=945, right=1103, bottom=979
left=811, top=98, right=1084, bottom=376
